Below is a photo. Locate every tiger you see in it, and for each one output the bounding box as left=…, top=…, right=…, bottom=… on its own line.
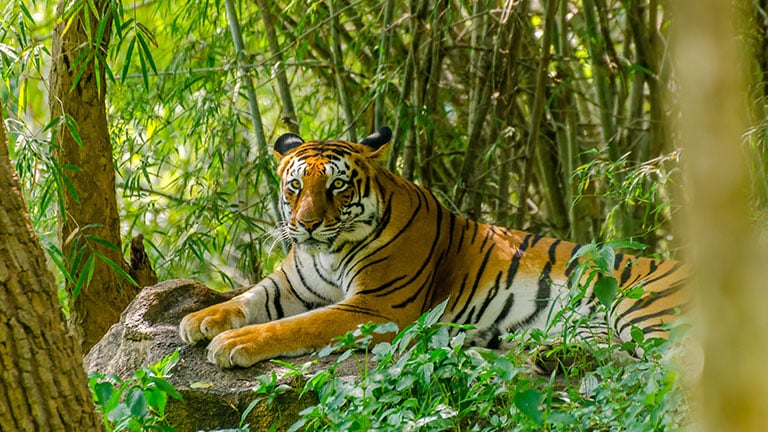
left=179, top=126, right=690, bottom=368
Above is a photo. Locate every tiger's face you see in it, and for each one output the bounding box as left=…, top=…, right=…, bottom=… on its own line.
left=274, top=128, right=391, bottom=254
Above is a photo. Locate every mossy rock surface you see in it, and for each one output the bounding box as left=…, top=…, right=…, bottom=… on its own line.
left=85, top=279, right=358, bottom=431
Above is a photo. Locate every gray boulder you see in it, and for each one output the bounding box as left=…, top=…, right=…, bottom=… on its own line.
left=84, top=279, right=358, bottom=431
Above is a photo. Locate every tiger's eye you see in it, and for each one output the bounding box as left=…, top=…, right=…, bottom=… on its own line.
left=331, top=179, right=347, bottom=190
left=288, top=179, right=301, bottom=191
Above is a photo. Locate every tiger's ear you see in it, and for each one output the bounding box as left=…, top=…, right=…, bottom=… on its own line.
left=359, top=126, right=392, bottom=158
left=274, top=133, right=305, bottom=159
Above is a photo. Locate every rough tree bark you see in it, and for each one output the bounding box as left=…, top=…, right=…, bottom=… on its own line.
left=0, top=109, right=102, bottom=431
left=48, top=0, right=154, bottom=351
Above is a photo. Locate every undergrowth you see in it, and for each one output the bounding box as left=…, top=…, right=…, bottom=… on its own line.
left=89, top=350, right=182, bottom=431
left=240, top=312, right=690, bottom=431
left=238, top=243, right=692, bottom=431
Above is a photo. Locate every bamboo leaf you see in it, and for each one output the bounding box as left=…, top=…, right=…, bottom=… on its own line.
left=95, top=252, right=139, bottom=287
left=64, top=114, right=83, bottom=146
left=121, top=37, right=136, bottom=83
left=72, top=254, right=96, bottom=301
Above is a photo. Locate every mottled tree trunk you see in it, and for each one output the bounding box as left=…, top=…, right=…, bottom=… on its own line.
left=0, top=109, right=102, bottom=431
left=675, top=1, right=768, bottom=430
left=48, top=0, right=142, bottom=351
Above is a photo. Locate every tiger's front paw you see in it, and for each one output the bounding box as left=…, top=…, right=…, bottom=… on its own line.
left=179, top=303, right=247, bottom=344
left=206, top=326, right=266, bottom=368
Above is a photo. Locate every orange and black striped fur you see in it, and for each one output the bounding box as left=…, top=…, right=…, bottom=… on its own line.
left=179, top=127, right=689, bottom=367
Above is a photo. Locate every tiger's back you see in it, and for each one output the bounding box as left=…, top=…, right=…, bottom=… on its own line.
left=179, top=127, right=689, bottom=367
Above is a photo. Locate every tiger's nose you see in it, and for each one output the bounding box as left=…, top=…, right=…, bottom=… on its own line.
left=298, top=217, right=322, bottom=232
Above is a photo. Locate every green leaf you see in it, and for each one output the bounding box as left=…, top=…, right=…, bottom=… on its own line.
left=144, top=388, right=168, bottom=416
left=421, top=298, right=448, bottom=327
left=605, top=239, right=647, bottom=252
left=94, top=252, right=139, bottom=287
left=121, top=37, right=136, bottom=83
left=149, top=377, right=182, bottom=401
left=84, top=233, right=121, bottom=251
left=631, top=326, right=645, bottom=345
left=594, top=277, right=618, bottom=308
left=93, top=381, right=114, bottom=406
left=596, top=246, right=615, bottom=273
left=44, top=243, right=76, bottom=285
left=514, top=388, right=543, bottom=425
left=126, top=388, right=148, bottom=418
left=64, top=114, right=82, bottom=147
left=72, top=254, right=96, bottom=301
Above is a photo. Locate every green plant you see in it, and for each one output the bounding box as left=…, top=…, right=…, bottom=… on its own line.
left=89, top=350, right=182, bottom=431
left=243, top=246, right=691, bottom=431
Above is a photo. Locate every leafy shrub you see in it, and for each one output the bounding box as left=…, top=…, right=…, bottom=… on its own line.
left=89, top=350, right=183, bottom=431
left=244, top=243, right=691, bottom=431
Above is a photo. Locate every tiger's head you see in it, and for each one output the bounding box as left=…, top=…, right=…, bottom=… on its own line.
left=273, top=127, right=392, bottom=254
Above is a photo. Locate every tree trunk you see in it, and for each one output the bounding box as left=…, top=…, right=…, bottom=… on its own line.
left=48, top=0, right=141, bottom=351
left=0, top=109, right=102, bottom=431
left=675, top=1, right=768, bottom=430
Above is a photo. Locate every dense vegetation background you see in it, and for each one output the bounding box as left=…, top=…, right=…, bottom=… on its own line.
left=2, top=0, right=768, bottom=429
left=10, top=0, right=767, bottom=292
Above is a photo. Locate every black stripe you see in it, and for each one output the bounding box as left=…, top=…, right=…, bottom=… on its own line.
left=452, top=244, right=496, bottom=323
left=292, top=252, right=333, bottom=303
left=617, top=306, right=683, bottom=336
left=548, top=239, right=562, bottom=262
left=619, top=258, right=634, bottom=286
left=649, top=259, right=659, bottom=273
left=470, top=220, right=479, bottom=244
left=263, top=283, right=273, bottom=321
left=505, top=233, right=534, bottom=289
left=564, top=243, right=582, bottom=278
left=312, top=255, right=337, bottom=286
left=641, top=262, right=685, bottom=287
left=473, top=271, right=504, bottom=324
left=614, top=279, right=687, bottom=323
left=393, top=268, right=438, bottom=309
left=357, top=273, right=406, bottom=295
left=330, top=303, right=391, bottom=321
left=444, top=212, right=457, bottom=256
left=486, top=292, right=516, bottom=349
left=516, top=241, right=557, bottom=327
left=455, top=219, right=468, bottom=252
left=280, top=268, right=314, bottom=310
left=448, top=274, right=469, bottom=312
left=272, top=282, right=283, bottom=319
left=479, top=227, right=494, bottom=252
left=362, top=191, right=444, bottom=298
left=613, top=253, right=624, bottom=270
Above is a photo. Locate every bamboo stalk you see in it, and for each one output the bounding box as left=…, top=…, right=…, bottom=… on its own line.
left=223, top=0, right=286, bottom=252
left=328, top=0, right=358, bottom=142
left=256, top=0, right=299, bottom=134
left=515, top=0, right=558, bottom=229
left=455, top=45, right=493, bottom=216
left=389, top=0, right=429, bottom=177
left=416, top=1, right=448, bottom=188
left=582, top=0, right=619, bottom=161
left=374, top=0, right=396, bottom=130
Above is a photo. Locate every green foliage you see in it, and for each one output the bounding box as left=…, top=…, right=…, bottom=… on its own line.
left=572, top=150, right=683, bottom=245
left=246, top=300, right=690, bottom=431
left=89, top=350, right=183, bottom=432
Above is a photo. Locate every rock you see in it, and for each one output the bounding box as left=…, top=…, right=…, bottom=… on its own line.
left=84, top=279, right=358, bottom=432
